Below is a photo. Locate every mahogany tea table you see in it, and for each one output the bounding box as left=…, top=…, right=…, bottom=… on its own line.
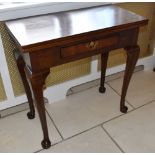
left=5, top=5, right=148, bottom=149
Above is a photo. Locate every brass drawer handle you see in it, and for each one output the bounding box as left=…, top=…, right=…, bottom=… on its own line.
left=86, top=41, right=98, bottom=50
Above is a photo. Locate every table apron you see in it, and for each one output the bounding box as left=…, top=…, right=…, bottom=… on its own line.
left=23, top=28, right=139, bottom=73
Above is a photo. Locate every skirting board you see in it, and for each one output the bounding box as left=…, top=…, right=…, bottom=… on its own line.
left=0, top=51, right=155, bottom=110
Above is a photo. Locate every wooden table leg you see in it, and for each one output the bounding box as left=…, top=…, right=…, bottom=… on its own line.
left=16, top=55, right=35, bottom=119
left=99, top=51, right=109, bottom=93
left=120, top=45, right=140, bottom=113
left=26, top=68, right=51, bottom=149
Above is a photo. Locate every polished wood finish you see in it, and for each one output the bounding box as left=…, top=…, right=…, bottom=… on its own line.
left=99, top=51, right=109, bottom=93
left=121, top=45, right=140, bottom=113
left=6, top=5, right=147, bottom=52
left=61, top=36, right=118, bottom=58
left=25, top=67, right=51, bottom=149
left=16, top=54, right=35, bottom=119
left=5, top=5, right=148, bottom=149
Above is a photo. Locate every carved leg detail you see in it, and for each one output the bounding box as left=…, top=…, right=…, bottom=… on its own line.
left=16, top=56, right=35, bottom=119
left=28, top=69, right=51, bottom=149
left=120, top=45, right=140, bottom=113
left=99, top=51, right=109, bottom=93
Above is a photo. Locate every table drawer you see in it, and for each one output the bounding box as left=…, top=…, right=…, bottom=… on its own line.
left=61, top=36, right=118, bottom=58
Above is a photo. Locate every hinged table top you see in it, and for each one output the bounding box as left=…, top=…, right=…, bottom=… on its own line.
left=5, top=5, right=148, bottom=51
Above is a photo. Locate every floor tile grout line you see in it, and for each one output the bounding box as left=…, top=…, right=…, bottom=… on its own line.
left=124, top=99, right=155, bottom=115
left=45, top=109, right=64, bottom=140
left=37, top=111, right=132, bottom=152
left=2, top=96, right=153, bottom=153
left=36, top=124, right=103, bottom=153
left=101, top=99, right=155, bottom=126
left=0, top=100, right=139, bottom=153
left=101, top=125, right=125, bottom=153
left=1, top=71, right=153, bottom=152
left=65, top=98, right=155, bottom=140
left=36, top=115, right=126, bottom=153
left=36, top=99, right=155, bottom=153
left=34, top=148, right=44, bottom=153
left=31, top=75, right=155, bottom=153
left=106, top=83, right=135, bottom=109
left=2, top=91, right=154, bottom=152
left=106, top=82, right=135, bottom=109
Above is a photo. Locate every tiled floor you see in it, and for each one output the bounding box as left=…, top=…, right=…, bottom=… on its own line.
left=1, top=70, right=155, bottom=152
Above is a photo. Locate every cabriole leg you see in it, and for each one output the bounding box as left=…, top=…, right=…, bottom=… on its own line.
left=16, top=55, right=35, bottom=119
left=120, top=45, right=140, bottom=113
left=28, top=69, right=51, bottom=149
left=99, top=51, right=109, bottom=93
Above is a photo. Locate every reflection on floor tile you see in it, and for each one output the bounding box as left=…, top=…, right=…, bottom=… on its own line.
left=46, top=84, right=132, bottom=139
left=40, top=127, right=121, bottom=153
left=103, top=101, right=155, bottom=153
left=0, top=110, right=62, bottom=153
left=108, top=71, right=155, bottom=108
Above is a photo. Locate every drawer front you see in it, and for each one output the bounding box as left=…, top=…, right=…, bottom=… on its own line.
left=61, top=36, right=118, bottom=58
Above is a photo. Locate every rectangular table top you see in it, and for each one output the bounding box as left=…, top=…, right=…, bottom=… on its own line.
left=5, top=5, right=148, bottom=51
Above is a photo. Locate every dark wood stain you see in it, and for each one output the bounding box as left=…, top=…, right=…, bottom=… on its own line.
left=5, top=5, right=148, bottom=149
